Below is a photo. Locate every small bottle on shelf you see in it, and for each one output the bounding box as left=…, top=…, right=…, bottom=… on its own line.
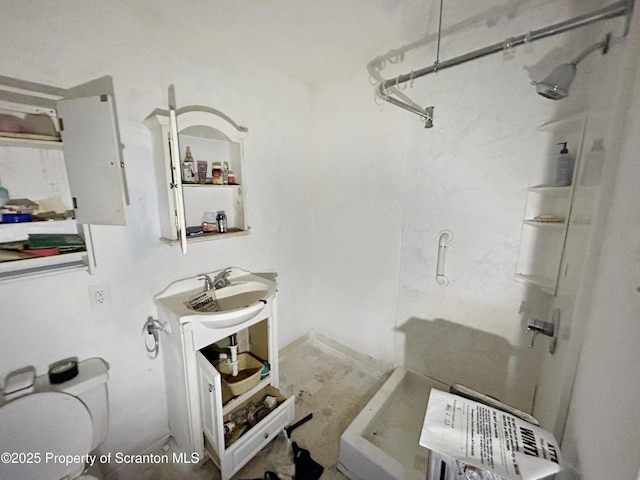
left=223, top=162, right=229, bottom=185
left=182, top=146, right=195, bottom=183
left=216, top=211, right=228, bottom=233
left=554, top=142, right=574, bottom=187
left=212, top=162, right=223, bottom=185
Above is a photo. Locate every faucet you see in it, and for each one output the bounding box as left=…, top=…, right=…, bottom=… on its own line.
left=213, top=268, right=232, bottom=289
left=525, top=309, right=560, bottom=354
left=198, top=274, right=214, bottom=291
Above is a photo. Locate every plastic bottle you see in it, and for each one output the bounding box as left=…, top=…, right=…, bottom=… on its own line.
left=216, top=211, right=228, bottom=233
left=554, top=142, right=574, bottom=187
left=0, top=178, right=9, bottom=207
left=223, top=162, right=229, bottom=185
left=580, top=139, right=605, bottom=186
left=182, top=146, right=195, bottom=183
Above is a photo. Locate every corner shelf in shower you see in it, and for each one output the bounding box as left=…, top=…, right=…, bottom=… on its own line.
left=515, top=114, right=587, bottom=296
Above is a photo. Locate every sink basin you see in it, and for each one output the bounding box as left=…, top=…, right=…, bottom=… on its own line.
left=155, top=270, right=277, bottom=328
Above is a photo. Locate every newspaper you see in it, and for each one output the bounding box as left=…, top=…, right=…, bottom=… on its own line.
left=420, top=389, right=562, bottom=480
left=184, top=290, right=221, bottom=312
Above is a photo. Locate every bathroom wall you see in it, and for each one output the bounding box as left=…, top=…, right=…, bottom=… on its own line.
left=0, top=0, right=315, bottom=464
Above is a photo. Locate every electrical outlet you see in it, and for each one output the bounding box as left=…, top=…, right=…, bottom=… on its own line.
left=88, top=284, right=111, bottom=309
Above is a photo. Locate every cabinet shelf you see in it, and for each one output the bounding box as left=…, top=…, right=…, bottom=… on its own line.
left=182, top=183, right=241, bottom=189
left=0, top=132, right=62, bottom=149
left=0, top=250, right=87, bottom=281
left=523, top=219, right=566, bottom=229
left=160, top=228, right=250, bottom=245
left=0, top=217, right=76, bottom=233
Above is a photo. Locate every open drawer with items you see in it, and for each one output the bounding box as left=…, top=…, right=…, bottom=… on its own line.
left=196, top=348, right=294, bottom=479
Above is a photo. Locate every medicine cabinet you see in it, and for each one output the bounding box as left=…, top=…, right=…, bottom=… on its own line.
left=0, top=75, right=128, bottom=281
left=145, top=98, right=249, bottom=254
left=515, top=114, right=587, bottom=295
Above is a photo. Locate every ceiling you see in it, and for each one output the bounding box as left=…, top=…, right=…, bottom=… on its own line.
left=121, top=0, right=434, bottom=85
left=119, top=0, right=588, bottom=87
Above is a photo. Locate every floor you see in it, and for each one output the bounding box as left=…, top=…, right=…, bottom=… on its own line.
left=112, top=336, right=389, bottom=480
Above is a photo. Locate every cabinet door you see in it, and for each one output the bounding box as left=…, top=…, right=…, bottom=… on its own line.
left=57, top=94, right=127, bottom=225
left=168, top=87, right=188, bottom=253
left=196, top=351, right=225, bottom=457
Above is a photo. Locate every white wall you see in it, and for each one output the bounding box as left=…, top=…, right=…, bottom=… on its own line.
left=0, top=0, right=314, bottom=463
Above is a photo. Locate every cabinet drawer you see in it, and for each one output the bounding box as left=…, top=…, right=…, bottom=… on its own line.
left=228, top=387, right=295, bottom=469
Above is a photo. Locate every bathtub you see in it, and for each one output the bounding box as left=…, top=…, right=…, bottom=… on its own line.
left=338, top=367, right=449, bottom=480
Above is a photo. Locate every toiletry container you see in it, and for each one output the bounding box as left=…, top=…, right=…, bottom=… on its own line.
left=182, top=146, right=195, bottom=183
left=554, top=142, right=574, bottom=186
left=580, top=139, right=605, bottom=186
left=223, top=162, right=229, bottom=185
left=216, top=210, right=228, bottom=233
left=0, top=178, right=9, bottom=207
left=212, top=162, right=223, bottom=185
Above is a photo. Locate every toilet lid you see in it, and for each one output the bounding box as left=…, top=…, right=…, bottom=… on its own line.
left=0, top=392, right=93, bottom=480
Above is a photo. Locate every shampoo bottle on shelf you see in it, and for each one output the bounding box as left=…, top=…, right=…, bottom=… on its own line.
left=580, top=139, right=605, bottom=186
left=182, top=146, right=195, bottom=183
left=554, top=142, right=574, bottom=187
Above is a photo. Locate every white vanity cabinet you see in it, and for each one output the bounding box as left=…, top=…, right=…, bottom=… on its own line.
left=155, top=273, right=294, bottom=480
left=145, top=106, right=249, bottom=254
left=516, top=114, right=586, bottom=295
left=0, top=75, right=128, bottom=281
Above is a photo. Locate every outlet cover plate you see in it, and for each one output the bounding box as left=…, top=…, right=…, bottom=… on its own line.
left=88, top=284, right=111, bottom=309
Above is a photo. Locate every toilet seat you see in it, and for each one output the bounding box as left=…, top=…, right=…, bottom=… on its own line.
left=0, top=391, right=93, bottom=480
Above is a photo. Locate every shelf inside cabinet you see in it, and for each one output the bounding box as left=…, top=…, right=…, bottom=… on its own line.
left=182, top=183, right=241, bottom=189
left=523, top=219, right=566, bottom=229
left=160, top=228, right=249, bottom=245
left=0, top=132, right=62, bottom=149
left=0, top=250, right=87, bottom=281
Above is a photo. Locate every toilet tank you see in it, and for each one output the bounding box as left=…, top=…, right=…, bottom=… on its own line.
left=53, top=358, right=109, bottom=450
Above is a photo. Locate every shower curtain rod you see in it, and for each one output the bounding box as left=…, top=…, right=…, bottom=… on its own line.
left=378, top=0, right=635, bottom=123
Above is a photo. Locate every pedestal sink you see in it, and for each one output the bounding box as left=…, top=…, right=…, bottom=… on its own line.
left=155, top=268, right=277, bottom=328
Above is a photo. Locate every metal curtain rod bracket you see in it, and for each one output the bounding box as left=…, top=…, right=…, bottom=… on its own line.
left=377, top=0, right=635, bottom=126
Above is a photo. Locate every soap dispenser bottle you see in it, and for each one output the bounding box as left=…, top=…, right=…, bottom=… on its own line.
left=554, top=142, right=574, bottom=187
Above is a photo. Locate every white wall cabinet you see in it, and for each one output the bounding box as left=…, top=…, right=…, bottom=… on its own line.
left=145, top=105, right=249, bottom=254
left=0, top=75, right=128, bottom=281
left=155, top=274, right=294, bottom=480
left=516, top=115, right=586, bottom=295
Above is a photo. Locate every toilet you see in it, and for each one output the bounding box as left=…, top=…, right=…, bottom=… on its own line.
left=0, top=358, right=109, bottom=480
